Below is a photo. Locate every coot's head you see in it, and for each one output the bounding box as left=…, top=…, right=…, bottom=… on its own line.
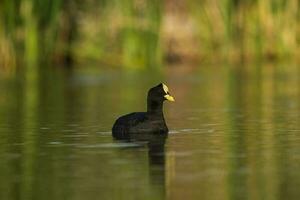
left=147, top=83, right=175, bottom=103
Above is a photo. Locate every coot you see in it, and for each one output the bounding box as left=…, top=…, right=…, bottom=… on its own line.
left=112, top=83, right=174, bottom=140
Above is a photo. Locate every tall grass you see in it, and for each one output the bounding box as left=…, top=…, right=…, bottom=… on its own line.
left=189, top=0, right=299, bottom=62
left=0, top=0, right=299, bottom=70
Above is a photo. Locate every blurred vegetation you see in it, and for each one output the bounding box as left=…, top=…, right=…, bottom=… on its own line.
left=0, top=0, right=299, bottom=70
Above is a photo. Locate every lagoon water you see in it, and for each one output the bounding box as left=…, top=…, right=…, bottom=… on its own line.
left=1, top=65, right=300, bottom=200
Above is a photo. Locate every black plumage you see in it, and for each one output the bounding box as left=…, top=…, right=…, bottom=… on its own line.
left=112, top=83, right=175, bottom=140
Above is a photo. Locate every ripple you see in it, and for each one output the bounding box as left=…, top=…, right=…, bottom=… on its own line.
left=170, top=128, right=214, bottom=134
left=48, top=141, right=63, bottom=145
left=169, top=130, right=180, bottom=134
left=96, top=131, right=111, bottom=135
left=62, top=134, right=89, bottom=138
left=47, top=142, right=81, bottom=147
left=167, top=151, right=193, bottom=157
left=77, top=142, right=143, bottom=149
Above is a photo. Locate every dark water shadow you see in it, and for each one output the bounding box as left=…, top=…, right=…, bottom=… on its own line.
left=115, top=133, right=167, bottom=199
left=147, top=135, right=167, bottom=191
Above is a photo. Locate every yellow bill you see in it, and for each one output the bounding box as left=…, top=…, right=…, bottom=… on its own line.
left=164, top=94, right=175, bottom=102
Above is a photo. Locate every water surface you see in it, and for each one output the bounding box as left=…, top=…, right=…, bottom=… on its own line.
left=1, top=65, right=300, bottom=200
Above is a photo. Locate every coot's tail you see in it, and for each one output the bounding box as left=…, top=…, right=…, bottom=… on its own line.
left=112, top=120, right=128, bottom=140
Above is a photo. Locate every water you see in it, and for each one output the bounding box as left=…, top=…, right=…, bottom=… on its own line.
left=1, top=65, right=300, bottom=200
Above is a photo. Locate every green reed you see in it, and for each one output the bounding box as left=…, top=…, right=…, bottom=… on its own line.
left=189, top=0, right=299, bottom=62
left=0, top=0, right=299, bottom=70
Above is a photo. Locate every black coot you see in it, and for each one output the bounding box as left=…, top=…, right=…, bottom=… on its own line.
left=112, top=83, right=175, bottom=140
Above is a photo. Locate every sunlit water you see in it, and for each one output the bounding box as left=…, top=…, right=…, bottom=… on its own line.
left=1, top=65, right=300, bottom=200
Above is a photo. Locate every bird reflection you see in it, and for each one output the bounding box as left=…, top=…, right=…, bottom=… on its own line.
left=115, top=133, right=167, bottom=199
left=148, top=134, right=167, bottom=188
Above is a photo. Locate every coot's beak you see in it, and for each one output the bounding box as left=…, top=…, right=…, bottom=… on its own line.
left=164, top=94, right=175, bottom=102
